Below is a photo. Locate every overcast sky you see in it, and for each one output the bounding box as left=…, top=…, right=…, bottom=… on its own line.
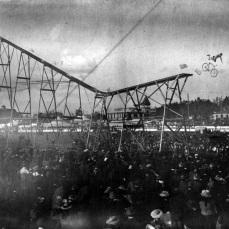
left=0, top=0, right=229, bottom=101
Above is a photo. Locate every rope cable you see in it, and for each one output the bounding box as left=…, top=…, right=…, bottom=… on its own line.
left=55, top=0, right=163, bottom=109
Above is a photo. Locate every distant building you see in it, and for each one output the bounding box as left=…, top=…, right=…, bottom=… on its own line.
left=211, top=112, right=229, bottom=120
left=109, top=107, right=156, bottom=121
left=0, top=106, right=19, bottom=121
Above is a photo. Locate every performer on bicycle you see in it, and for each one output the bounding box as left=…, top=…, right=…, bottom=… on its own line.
left=212, top=53, right=223, bottom=63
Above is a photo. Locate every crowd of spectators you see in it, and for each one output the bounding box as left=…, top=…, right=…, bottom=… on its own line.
left=0, top=130, right=228, bottom=229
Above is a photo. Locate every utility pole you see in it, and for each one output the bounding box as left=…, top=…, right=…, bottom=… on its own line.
left=187, top=93, right=190, bottom=131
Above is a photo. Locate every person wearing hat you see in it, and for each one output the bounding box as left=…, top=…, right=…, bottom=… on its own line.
left=60, top=198, right=72, bottom=217
left=146, top=209, right=167, bottom=229
left=104, top=216, right=121, bottom=229
left=19, top=164, right=30, bottom=192
left=184, top=196, right=201, bottom=229
left=169, top=188, right=186, bottom=229
left=199, top=190, right=217, bottom=229
left=30, top=196, right=48, bottom=220
left=159, top=191, right=170, bottom=212
left=189, top=174, right=202, bottom=200
left=122, top=207, right=142, bottom=229
left=216, top=198, right=229, bottom=229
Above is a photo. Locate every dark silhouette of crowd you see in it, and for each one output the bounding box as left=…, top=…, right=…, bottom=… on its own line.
left=0, top=130, right=228, bottom=229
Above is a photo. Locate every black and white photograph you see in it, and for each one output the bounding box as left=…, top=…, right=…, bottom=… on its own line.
left=0, top=0, right=229, bottom=228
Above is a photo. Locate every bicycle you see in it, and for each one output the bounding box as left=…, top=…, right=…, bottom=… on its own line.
left=202, top=55, right=218, bottom=77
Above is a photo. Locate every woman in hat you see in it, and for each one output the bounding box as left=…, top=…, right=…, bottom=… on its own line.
left=146, top=209, right=167, bottom=229
left=199, top=190, right=218, bottom=229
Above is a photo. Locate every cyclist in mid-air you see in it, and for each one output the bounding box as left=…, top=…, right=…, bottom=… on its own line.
left=208, top=53, right=223, bottom=63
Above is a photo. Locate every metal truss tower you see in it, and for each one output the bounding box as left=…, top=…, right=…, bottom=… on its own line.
left=0, top=36, right=192, bottom=151
left=96, top=73, right=192, bottom=152
left=0, top=37, right=102, bottom=144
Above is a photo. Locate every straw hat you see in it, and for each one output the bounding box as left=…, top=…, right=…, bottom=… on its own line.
left=150, top=209, right=163, bottom=219
left=146, top=224, right=155, bottom=229
left=158, top=180, right=164, bottom=184
left=106, top=216, right=120, bottom=225
left=118, top=185, right=127, bottom=191
left=104, top=186, right=112, bottom=194
left=159, top=190, right=169, bottom=198
left=201, top=190, right=211, bottom=198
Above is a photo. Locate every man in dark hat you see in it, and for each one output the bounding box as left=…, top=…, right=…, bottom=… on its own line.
left=169, top=188, right=186, bottom=229
left=122, top=207, right=142, bottom=229
left=199, top=190, right=217, bottom=229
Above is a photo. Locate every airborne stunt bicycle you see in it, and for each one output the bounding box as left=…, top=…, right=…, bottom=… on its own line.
left=202, top=54, right=219, bottom=77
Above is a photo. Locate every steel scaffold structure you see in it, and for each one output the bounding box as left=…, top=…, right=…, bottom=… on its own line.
left=0, top=36, right=192, bottom=150
left=92, top=73, right=192, bottom=151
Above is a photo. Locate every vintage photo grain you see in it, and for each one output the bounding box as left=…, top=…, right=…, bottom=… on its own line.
left=0, top=0, right=228, bottom=228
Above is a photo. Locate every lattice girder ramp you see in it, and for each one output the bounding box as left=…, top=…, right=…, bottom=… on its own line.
left=0, top=37, right=105, bottom=147
left=103, top=73, right=193, bottom=152
left=0, top=36, right=192, bottom=151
